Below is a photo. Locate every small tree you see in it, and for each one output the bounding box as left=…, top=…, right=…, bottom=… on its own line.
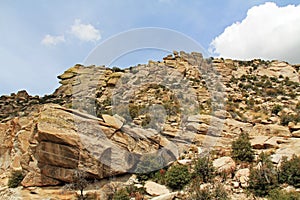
left=8, top=170, right=24, bottom=188
left=231, top=132, right=254, bottom=162
left=279, top=155, right=300, bottom=187
left=193, top=156, right=215, bottom=183
left=64, top=170, right=89, bottom=200
left=271, top=104, right=282, bottom=115
left=249, top=152, right=278, bottom=197
left=165, top=164, right=191, bottom=190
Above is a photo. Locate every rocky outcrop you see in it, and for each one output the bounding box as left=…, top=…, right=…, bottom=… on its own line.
left=0, top=104, right=178, bottom=187
left=1, top=51, right=300, bottom=199
left=256, top=61, right=299, bottom=83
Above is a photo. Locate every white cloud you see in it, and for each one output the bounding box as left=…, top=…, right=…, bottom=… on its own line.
left=210, top=2, right=300, bottom=64
left=70, top=19, right=101, bottom=42
left=41, top=34, right=65, bottom=46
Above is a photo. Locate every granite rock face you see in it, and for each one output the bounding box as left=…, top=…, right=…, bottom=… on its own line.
left=0, top=104, right=178, bottom=187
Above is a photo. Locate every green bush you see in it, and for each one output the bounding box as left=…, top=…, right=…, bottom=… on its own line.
left=193, top=156, right=215, bottom=183
left=272, top=104, right=282, bottom=115
left=113, top=188, right=130, bottom=200
left=165, top=164, right=191, bottom=190
left=231, top=132, right=254, bottom=162
left=8, top=171, right=24, bottom=188
left=248, top=152, right=278, bottom=197
left=213, top=183, right=229, bottom=200
left=279, top=155, right=300, bottom=187
left=111, top=66, right=124, bottom=72
left=189, top=183, right=229, bottom=200
left=190, top=186, right=212, bottom=200
left=267, top=189, right=300, bottom=200
left=281, top=113, right=300, bottom=126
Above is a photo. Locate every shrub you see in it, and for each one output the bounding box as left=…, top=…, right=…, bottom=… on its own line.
left=296, top=101, right=300, bottom=110
left=193, top=156, right=215, bottom=183
left=165, top=164, right=191, bottom=190
left=124, top=185, right=146, bottom=199
left=279, top=155, right=300, bottom=187
left=8, top=170, right=24, bottom=188
left=189, top=183, right=229, bottom=200
left=190, top=186, right=212, bottom=200
left=111, top=66, right=124, bottom=72
left=281, top=114, right=299, bottom=126
left=113, top=188, right=130, bottom=200
left=213, top=183, right=229, bottom=200
left=272, top=104, right=282, bottom=115
left=267, top=188, right=300, bottom=200
left=248, top=152, right=278, bottom=197
left=231, top=132, right=254, bottom=162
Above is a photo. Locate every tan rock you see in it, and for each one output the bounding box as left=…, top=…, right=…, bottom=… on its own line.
left=151, top=192, right=178, bottom=200
left=264, top=137, right=281, bottom=149
left=177, top=159, right=192, bottom=165
left=251, top=124, right=291, bottom=137
left=235, top=168, right=250, bottom=188
left=186, top=122, right=209, bottom=133
left=232, top=181, right=239, bottom=188
left=102, top=114, right=123, bottom=129
left=271, top=138, right=300, bottom=163
left=213, top=156, right=236, bottom=174
left=107, top=77, right=119, bottom=86
left=292, top=130, right=300, bottom=138
left=16, top=130, right=31, bottom=153
left=144, top=181, right=170, bottom=196
left=250, top=136, right=269, bottom=149
left=21, top=171, right=60, bottom=187
left=256, top=61, right=299, bottom=83
left=290, top=123, right=300, bottom=131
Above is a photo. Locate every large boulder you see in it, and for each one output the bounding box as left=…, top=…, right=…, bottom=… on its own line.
left=14, top=104, right=178, bottom=187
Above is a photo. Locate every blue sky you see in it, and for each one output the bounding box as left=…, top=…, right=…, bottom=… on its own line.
left=1, top=0, right=300, bottom=95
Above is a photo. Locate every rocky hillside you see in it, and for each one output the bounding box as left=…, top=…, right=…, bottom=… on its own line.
left=0, top=51, right=300, bottom=199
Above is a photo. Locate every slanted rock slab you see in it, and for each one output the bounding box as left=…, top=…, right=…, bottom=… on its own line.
left=144, top=181, right=170, bottom=196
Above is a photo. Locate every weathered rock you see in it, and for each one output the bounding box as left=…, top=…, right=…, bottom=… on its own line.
left=250, top=136, right=270, bottom=149
left=186, top=122, right=209, bottom=133
left=292, top=130, right=300, bottom=138
left=21, top=171, right=61, bottom=187
left=144, top=181, right=170, bottom=196
left=102, top=114, right=123, bottom=129
left=213, top=156, right=236, bottom=174
left=232, top=181, right=239, bottom=188
left=271, top=138, right=300, bottom=163
left=251, top=124, right=291, bottom=137
left=290, top=123, right=300, bottom=131
left=177, top=159, right=192, bottom=165
left=235, top=168, right=250, bottom=188
left=0, top=104, right=181, bottom=187
left=151, top=192, right=178, bottom=200
left=256, top=61, right=299, bottom=83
